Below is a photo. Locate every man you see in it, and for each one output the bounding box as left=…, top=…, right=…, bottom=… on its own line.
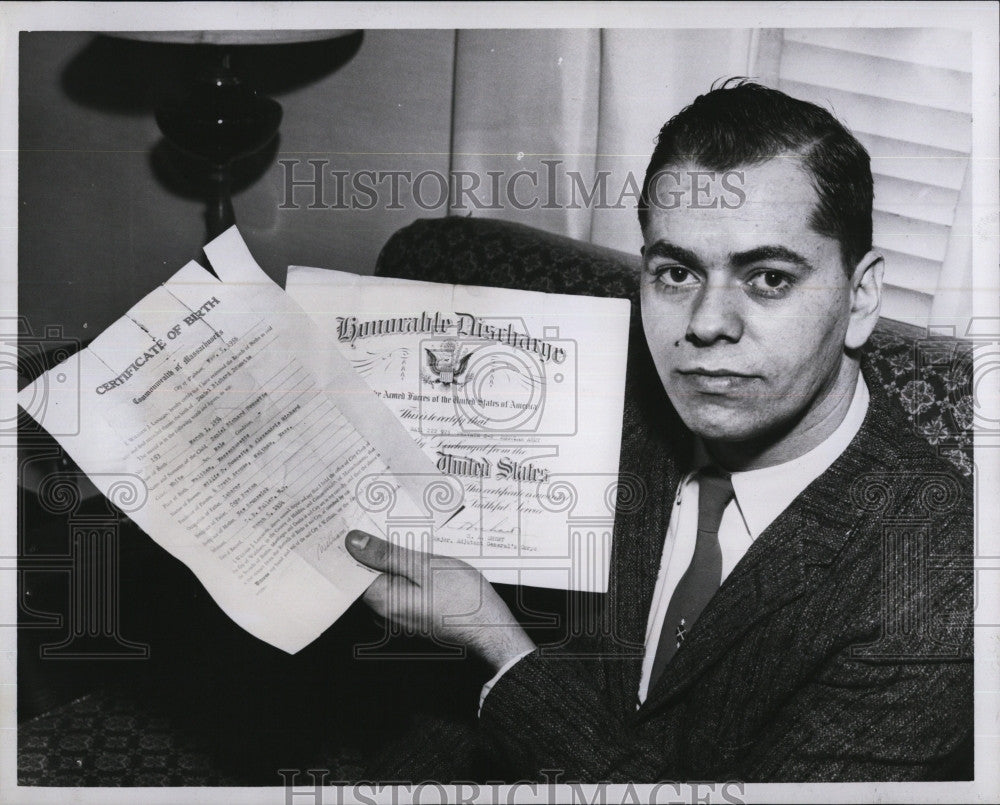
left=345, top=80, right=973, bottom=782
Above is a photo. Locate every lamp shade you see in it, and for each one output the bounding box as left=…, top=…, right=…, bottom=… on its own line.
left=107, top=30, right=359, bottom=46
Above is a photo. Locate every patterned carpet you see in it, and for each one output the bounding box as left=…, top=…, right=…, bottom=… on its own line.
left=18, top=685, right=367, bottom=786
left=20, top=688, right=234, bottom=786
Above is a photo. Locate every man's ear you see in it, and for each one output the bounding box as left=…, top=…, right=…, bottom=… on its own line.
left=845, top=250, right=884, bottom=351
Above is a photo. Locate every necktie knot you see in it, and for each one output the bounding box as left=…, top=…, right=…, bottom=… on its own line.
left=696, top=467, right=734, bottom=535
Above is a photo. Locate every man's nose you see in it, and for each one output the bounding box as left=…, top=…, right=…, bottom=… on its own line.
left=685, top=281, right=743, bottom=345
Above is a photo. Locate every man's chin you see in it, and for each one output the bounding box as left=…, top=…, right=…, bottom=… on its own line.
left=683, top=419, right=765, bottom=444
left=670, top=401, right=772, bottom=445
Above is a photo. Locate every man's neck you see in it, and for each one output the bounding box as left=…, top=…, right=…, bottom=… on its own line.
left=704, top=361, right=863, bottom=472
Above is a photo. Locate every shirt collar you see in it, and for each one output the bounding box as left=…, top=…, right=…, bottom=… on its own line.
left=693, top=374, right=870, bottom=540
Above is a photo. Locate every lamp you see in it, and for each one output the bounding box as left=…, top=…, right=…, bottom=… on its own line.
left=106, top=30, right=360, bottom=240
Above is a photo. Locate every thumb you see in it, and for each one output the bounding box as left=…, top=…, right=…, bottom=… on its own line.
left=345, top=530, right=428, bottom=581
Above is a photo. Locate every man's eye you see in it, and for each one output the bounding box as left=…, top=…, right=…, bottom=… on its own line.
left=746, top=270, right=793, bottom=296
left=652, top=265, right=698, bottom=288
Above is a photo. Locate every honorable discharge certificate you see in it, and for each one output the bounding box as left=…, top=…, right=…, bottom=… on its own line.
left=285, top=263, right=631, bottom=593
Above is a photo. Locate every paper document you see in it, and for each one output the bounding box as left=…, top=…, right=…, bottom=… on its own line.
left=286, top=265, right=631, bottom=592
left=18, top=228, right=448, bottom=653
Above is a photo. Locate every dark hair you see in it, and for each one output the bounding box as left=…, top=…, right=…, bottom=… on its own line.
left=638, top=78, right=873, bottom=272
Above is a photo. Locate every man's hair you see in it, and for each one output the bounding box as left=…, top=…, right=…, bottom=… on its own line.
left=638, top=78, right=873, bottom=272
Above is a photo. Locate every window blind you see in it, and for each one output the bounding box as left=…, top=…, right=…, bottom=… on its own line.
left=756, top=28, right=973, bottom=328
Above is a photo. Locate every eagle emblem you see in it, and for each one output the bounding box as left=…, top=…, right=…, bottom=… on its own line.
left=424, top=341, right=476, bottom=386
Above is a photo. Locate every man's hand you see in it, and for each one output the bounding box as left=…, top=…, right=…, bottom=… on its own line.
left=345, top=530, right=536, bottom=673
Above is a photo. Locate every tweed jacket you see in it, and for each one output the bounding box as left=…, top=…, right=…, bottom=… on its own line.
left=478, top=351, right=974, bottom=783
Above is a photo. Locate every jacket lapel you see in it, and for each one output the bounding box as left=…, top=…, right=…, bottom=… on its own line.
left=605, top=443, right=678, bottom=710
left=602, top=360, right=689, bottom=714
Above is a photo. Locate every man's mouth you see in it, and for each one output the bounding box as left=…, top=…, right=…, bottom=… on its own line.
left=675, top=368, right=757, bottom=393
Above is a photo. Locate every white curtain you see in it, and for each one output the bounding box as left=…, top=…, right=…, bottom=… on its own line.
left=448, top=29, right=754, bottom=256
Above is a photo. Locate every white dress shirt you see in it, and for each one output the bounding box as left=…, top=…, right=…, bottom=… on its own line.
left=482, top=374, right=870, bottom=713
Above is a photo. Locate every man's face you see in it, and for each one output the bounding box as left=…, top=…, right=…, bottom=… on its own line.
left=641, top=157, right=865, bottom=454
